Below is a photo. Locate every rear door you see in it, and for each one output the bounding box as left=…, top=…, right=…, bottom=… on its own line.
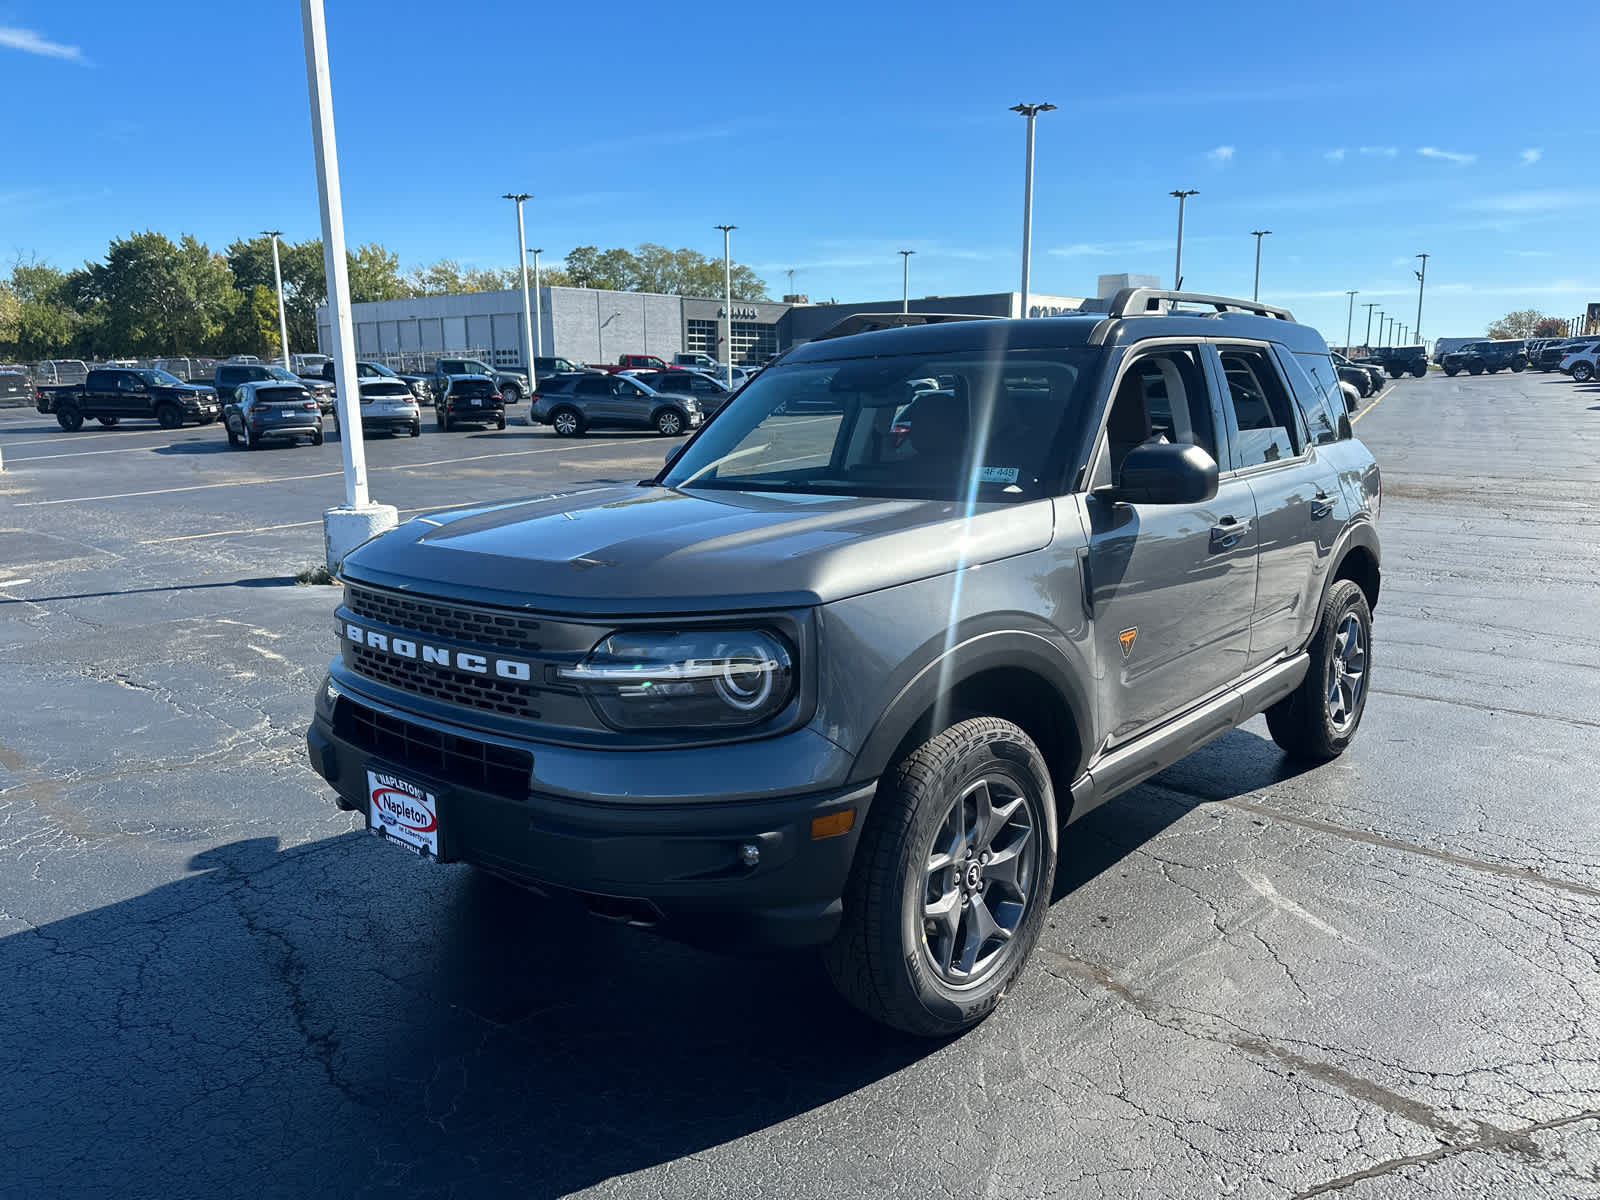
left=610, top=376, right=657, bottom=427
left=1085, top=342, right=1259, bottom=744
left=572, top=375, right=614, bottom=423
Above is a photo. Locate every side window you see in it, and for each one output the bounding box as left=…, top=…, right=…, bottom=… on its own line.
left=1103, top=346, right=1217, bottom=484
left=116, top=372, right=140, bottom=392
left=1285, top=351, right=1342, bottom=445
left=1217, top=348, right=1302, bottom=468
left=575, top=377, right=609, bottom=396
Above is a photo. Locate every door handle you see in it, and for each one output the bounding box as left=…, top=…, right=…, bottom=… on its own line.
left=1310, top=489, right=1335, bottom=520
left=1209, top=517, right=1250, bottom=551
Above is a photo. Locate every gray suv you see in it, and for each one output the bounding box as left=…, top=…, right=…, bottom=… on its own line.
left=306, top=290, right=1382, bottom=1037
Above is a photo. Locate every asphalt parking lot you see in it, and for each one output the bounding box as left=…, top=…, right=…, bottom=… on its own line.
left=1, top=371, right=1598, bottom=1199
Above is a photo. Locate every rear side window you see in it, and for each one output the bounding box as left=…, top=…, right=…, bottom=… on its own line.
left=1285, top=350, right=1343, bottom=445
left=1218, top=348, right=1302, bottom=467
left=576, top=377, right=610, bottom=396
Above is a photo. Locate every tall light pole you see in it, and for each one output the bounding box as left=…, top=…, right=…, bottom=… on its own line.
left=527, top=248, right=543, bottom=358
left=899, top=249, right=915, bottom=313
left=262, top=229, right=291, bottom=371
left=1363, top=303, right=1379, bottom=349
left=1345, top=290, right=1358, bottom=354
left=1011, top=102, right=1056, bottom=317
left=715, top=225, right=736, bottom=387
left=301, top=0, right=393, bottom=566
left=1250, top=230, right=1271, bottom=301
left=1414, top=252, right=1429, bottom=343
left=1170, top=189, right=1200, bottom=290
left=786, top=268, right=796, bottom=299
left=503, top=192, right=536, bottom=391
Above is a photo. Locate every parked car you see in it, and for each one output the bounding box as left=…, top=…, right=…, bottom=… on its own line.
left=356, top=379, right=422, bottom=437
left=0, top=366, right=30, bottom=407
left=223, top=381, right=324, bottom=449
left=320, top=360, right=434, bottom=406
left=1536, top=339, right=1594, bottom=372
left=1441, top=340, right=1528, bottom=376
left=1330, top=353, right=1380, bottom=397
left=672, top=352, right=721, bottom=371
left=533, top=356, right=592, bottom=380
left=149, top=357, right=218, bottom=383
left=530, top=372, right=703, bottom=436
left=1338, top=380, right=1361, bottom=412
left=586, top=353, right=672, bottom=375
left=435, top=375, right=506, bottom=430
left=211, top=362, right=333, bottom=410
left=1559, top=345, right=1600, bottom=382
left=429, top=357, right=529, bottom=404
left=1430, top=337, right=1478, bottom=365
left=631, top=369, right=736, bottom=416
left=307, top=287, right=1381, bottom=1037
left=39, top=367, right=220, bottom=430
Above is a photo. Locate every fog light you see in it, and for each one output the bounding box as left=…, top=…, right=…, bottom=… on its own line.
left=811, top=809, right=856, bottom=840
left=739, top=842, right=761, bottom=868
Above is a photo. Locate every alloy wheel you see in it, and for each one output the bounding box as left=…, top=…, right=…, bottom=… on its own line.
left=1327, top=613, right=1367, bottom=734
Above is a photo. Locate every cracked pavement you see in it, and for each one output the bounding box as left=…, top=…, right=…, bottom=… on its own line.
left=0, top=372, right=1597, bottom=1198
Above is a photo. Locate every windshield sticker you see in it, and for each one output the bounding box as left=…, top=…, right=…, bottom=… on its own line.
left=979, top=466, right=1020, bottom=484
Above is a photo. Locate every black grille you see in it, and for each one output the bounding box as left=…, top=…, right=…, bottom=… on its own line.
left=345, top=584, right=541, bottom=652
left=346, top=642, right=541, bottom=719
left=334, top=698, right=532, bottom=801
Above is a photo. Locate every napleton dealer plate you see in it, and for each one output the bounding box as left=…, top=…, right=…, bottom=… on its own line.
left=366, top=768, right=440, bottom=857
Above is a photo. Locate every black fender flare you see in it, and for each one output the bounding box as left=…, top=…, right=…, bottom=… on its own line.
left=846, top=628, right=1097, bottom=850
left=1321, top=517, right=1381, bottom=613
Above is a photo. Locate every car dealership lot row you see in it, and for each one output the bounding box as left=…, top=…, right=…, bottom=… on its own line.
left=1, top=371, right=1598, bottom=1199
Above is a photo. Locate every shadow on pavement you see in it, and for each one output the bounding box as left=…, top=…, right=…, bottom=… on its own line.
left=1, top=725, right=1309, bottom=1198
left=0, top=575, right=301, bottom=605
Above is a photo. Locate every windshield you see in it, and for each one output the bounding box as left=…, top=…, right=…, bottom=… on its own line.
left=134, top=369, right=182, bottom=386
left=660, top=346, right=1101, bottom=502
left=363, top=362, right=398, bottom=377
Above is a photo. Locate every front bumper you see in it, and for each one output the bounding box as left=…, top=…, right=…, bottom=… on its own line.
left=306, top=695, right=872, bottom=950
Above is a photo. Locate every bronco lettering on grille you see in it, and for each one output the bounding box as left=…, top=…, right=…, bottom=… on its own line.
left=342, top=620, right=534, bottom=682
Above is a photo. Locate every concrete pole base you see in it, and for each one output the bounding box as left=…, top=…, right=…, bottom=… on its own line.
left=324, top=503, right=399, bottom=574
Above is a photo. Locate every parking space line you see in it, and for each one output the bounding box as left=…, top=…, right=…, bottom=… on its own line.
left=1352, top=384, right=1394, bottom=423
left=0, top=578, right=33, bottom=588
left=4, top=442, right=211, bottom=463
left=2, top=425, right=200, bottom=448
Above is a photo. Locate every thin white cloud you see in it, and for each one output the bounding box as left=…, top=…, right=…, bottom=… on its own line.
left=1358, top=146, right=1398, bottom=158
left=1464, top=189, right=1600, bottom=213
left=1207, top=145, right=1235, bottom=164
left=1324, top=148, right=1347, bottom=162
left=1418, top=146, right=1477, bottom=165
left=1514, top=249, right=1553, bottom=257
left=1049, top=238, right=1172, bottom=258
left=1520, top=147, right=1543, bottom=165
left=0, top=25, right=86, bottom=62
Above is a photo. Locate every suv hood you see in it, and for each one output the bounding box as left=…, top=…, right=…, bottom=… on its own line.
left=342, top=485, right=1056, bottom=615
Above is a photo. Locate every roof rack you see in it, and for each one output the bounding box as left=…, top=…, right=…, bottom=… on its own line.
left=1105, top=288, right=1295, bottom=322
left=806, top=311, right=998, bottom=344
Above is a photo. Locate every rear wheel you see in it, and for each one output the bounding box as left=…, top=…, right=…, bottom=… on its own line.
left=156, top=404, right=183, bottom=430
left=1574, top=362, right=1595, bottom=382
left=96, top=415, right=120, bottom=427
left=496, top=414, right=507, bottom=430
left=1468, top=362, right=1484, bottom=376
left=441, top=410, right=452, bottom=431
left=1265, top=578, right=1372, bottom=761
left=822, top=717, right=1056, bottom=1037
left=246, top=429, right=260, bottom=450
left=226, top=422, right=242, bottom=448
left=311, top=429, right=324, bottom=446
left=1444, top=366, right=1459, bottom=377
left=56, top=405, right=83, bottom=432
left=550, top=406, right=584, bottom=437
left=410, top=421, right=421, bottom=437
left=1410, top=362, right=1426, bottom=378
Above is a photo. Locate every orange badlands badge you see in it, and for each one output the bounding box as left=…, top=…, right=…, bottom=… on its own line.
left=1118, top=628, right=1139, bottom=659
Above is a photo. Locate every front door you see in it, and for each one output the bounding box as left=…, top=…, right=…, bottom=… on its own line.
left=1085, top=344, right=1259, bottom=746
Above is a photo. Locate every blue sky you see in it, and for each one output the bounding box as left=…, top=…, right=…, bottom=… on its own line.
left=4, top=0, right=1597, bottom=346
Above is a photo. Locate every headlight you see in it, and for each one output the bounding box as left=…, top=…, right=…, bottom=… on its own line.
left=558, top=629, right=794, bottom=730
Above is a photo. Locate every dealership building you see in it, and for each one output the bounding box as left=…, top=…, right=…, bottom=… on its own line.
left=314, top=275, right=1154, bottom=370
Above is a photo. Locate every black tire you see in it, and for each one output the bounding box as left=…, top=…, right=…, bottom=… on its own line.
left=311, top=429, right=324, bottom=446
left=226, top=423, right=242, bottom=448
left=441, top=410, right=452, bottom=431
left=156, top=404, right=183, bottom=430
left=1511, top=357, right=1527, bottom=373
left=410, top=422, right=421, bottom=438
left=1467, top=362, right=1484, bottom=376
left=56, top=405, right=83, bottom=432
left=1574, top=362, right=1595, bottom=383
left=1444, top=366, right=1460, bottom=377
left=1386, top=365, right=1402, bottom=378
left=822, top=717, right=1057, bottom=1037
left=1265, top=578, right=1373, bottom=762
left=500, top=383, right=521, bottom=405
left=1410, top=363, right=1427, bottom=378
left=496, top=415, right=507, bottom=431
left=654, top=408, right=686, bottom=436
left=550, top=406, right=584, bottom=437
left=246, top=429, right=260, bottom=450
left=96, top=415, right=120, bottom=427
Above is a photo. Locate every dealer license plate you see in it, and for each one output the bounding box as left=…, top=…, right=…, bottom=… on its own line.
left=366, top=768, right=440, bottom=857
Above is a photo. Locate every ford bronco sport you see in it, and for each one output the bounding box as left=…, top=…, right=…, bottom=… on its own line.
left=306, top=289, right=1382, bottom=1036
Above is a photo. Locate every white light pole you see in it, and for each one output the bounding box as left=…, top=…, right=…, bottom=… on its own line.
left=1250, top=229, right=1271, bottom=301
left=1011, top=102, right=1055, bottom=318
left=263, top=229, right=291, bottom=370
left=899, top=249, right=915, bottom=313
left=1171, top=190, right=1199, bottom=290
left=530, top=248, right=543, bottom=358
left=301, top=0, right=394, bottom=568
left=1345, top=290, right=1358, bottom=354
left=504, top=193, right=536, bottom=397
left=1414, top=253, right=1429, bottom=342
left=715, top=224, right=735, bottom=387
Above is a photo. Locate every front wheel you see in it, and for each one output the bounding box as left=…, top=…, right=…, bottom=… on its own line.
left=97, top=416, right=120, bottom=427
left=156, top=404, right=183, bottom=430
left=1467, top=362, right=1484, bottom=376
left=654, top=408, right=685, bottom=436
left=822, top=717, right=1057, bottom=1037
left=56, top=405, right=83, bottom=432
left=1265, top=578, right=1372, bottom=761
left=1444, top=366, right=1460, bottom=377
left=1511, top=358, right=1527, bottom=373
left=1410, top=362, right=1427, bottom=378
left=500, top=384, right=521, bottom=405
left=1574, top=362, right=1595, bottom=382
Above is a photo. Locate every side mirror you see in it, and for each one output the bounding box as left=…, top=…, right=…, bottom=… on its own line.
left=1105, top=441, right=1219, bottom=505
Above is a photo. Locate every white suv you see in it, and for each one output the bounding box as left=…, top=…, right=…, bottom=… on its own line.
left=1558, top=343, right=1599, bottom=382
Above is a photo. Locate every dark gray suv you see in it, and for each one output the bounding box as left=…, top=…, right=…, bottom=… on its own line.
left=306, top=290, right=1382, bottom=1036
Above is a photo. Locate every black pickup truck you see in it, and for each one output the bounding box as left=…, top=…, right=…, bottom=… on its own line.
left=37, top=367, right=220, bottom=430
left=1441, top=340, right=1527, bottom=377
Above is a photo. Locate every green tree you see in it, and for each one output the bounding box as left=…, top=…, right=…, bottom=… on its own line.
left=83, top=232, right=237, bottom=355
left=561, top=243, right=767, bottom=299
left=222, top=285, right=284, bottom=360
left=0, top=284, right=21, bottom=354
left=1486, top=309, right=1543, bottom=339
left=346, top=242, right=410, bottom=303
